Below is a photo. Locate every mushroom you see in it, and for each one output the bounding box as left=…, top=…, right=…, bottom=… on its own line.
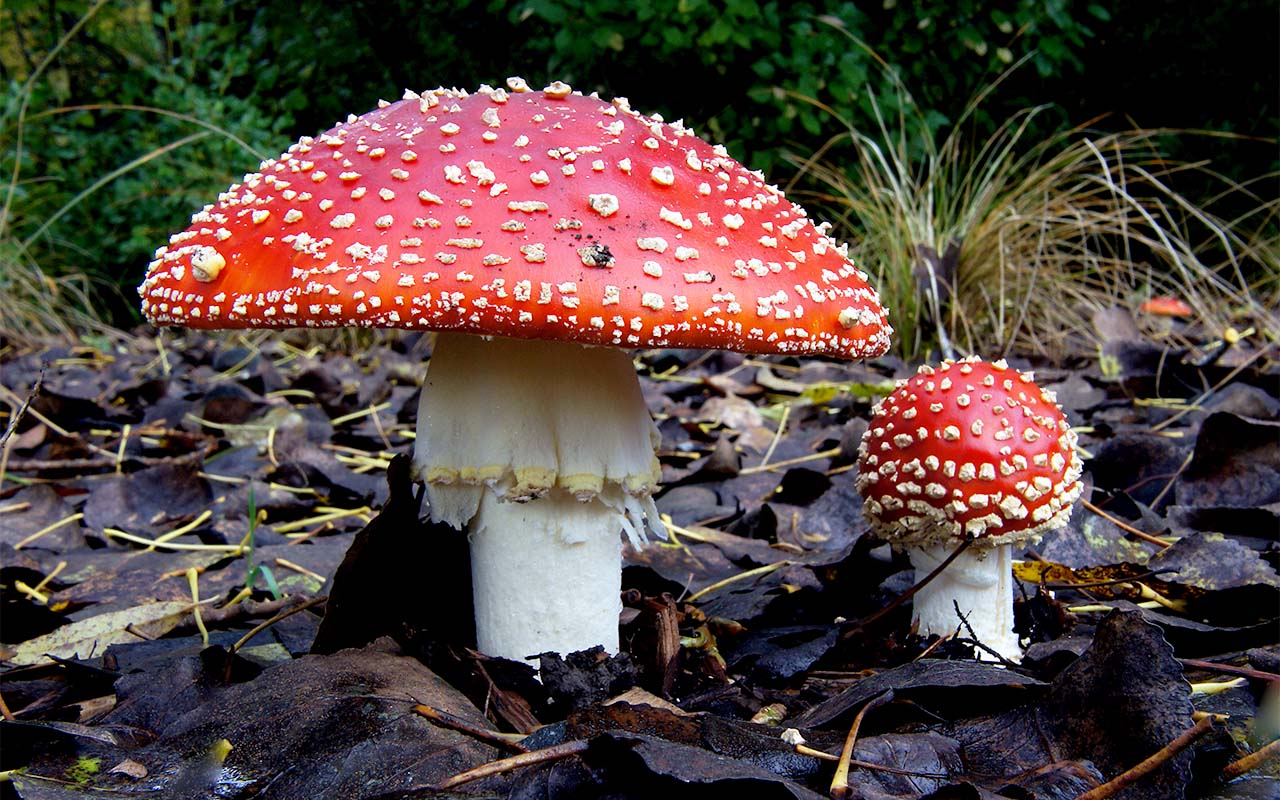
left=139, top=79, right=893, bottom=662
left=854, top=357, right=1082, bottom=662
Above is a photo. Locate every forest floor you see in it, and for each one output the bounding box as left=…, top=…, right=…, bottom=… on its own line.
left=1, top=316, right=1277, bottom=799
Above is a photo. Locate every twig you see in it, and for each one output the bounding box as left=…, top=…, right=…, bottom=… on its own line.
left=739, top=445, right=841, bottom=475
left=1148, top=449, right=1195, bottom=510
left=1082, top=499, right=1172, bottom=548
left=0, top=368, right=42, bottom=494
left=1220, top=737, right=1280, bottom=781
left=1150, top=343, right=1274, bottom=433
left=952, top=602, right=1021, bottom=667
left=754, top=403, right=791, bottom=470
left=1074, top=715, right=1215, bottom=800
left=831, top=690, right=894, bottom=799
left=686, top=560, right=791, bottom=602
left=842, top=538, right=973, bottom=636
left=227, top=595, right=328, bottom=657
left=1180, top=658, right=1280, bottom=683
left=429, top=740, right=589, bottom=791
left=412, top=704, right=529, bottom=752
left=273, top=557, right=327, bottom=584
left=14, top=513, right=83, bottom=549
left=103, top=528, right=244, bottom=553
left=789, top=741, right=947, bottom=778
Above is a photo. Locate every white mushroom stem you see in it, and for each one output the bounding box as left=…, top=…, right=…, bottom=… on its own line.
left=414, top=333, right=662, bottom=662
left=907, top=543, right=1022, bottom=662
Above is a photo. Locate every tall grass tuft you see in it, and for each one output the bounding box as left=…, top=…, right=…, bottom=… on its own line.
left=789, top=59, right=1279, bottom=363
left=1, top=0, right=277, bottom=343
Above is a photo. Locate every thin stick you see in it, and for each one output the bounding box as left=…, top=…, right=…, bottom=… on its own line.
left=228, top=595, right=328, bottom=656
left=1149, top=449, right=1195, bottom=510
left=1150, top=343, right=1274, bottom=433
left=1074, top=715, right=1215, bottom=800
left=843, top=538, right=973, bottom=635
left=412, top=704, right=529, bottom=752
left=755, top=403, right=791, bottom=470
left=793, top=742, right=947, bottom=778
left=30, top=560, right=66, bottom=595
left=1082, top=499, right=1172, bottom=548
left=274, top=557, right=327, bottom=584
left=429, top=740, right=589, bottom=791
left=686, top=560, right=791, bottom=602
left=151, top=510, right=213, bottom=548
left=330, top=402, right=392, bottom=427
left=831, top=690, right=894, bottom=799
left=740, top=445, right=842, bottom=475
left=103, top=528, right=244, bottom=553
left=1180, top=658, right=1280, bottom=683
left=13, top=581, right=48, bottom=604
left=273, top=506, right=371, bottom=533
left=1220, top=737, right=1280, bottom=781
left=14, top=513, right=84, bottom=549
left=0, top=369, right=42, bottom=495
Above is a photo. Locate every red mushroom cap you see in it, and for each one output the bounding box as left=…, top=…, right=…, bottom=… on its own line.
left=139, top=79, right=891, bottom=359
left=1138, top=296, right=1194, bottom=317
left=855, top=357, right=1083, bottom=548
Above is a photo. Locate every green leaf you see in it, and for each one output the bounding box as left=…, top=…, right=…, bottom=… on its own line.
left=259, top=565, right=283, bottom=600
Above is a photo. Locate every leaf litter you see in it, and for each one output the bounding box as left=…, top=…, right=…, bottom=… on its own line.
left=0, top=327, right=1277, bottom=798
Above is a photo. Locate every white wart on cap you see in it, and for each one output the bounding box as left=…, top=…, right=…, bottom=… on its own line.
left=856, top=357, right=1084, bottom=549
left=139, top=79, right=891, bottom=359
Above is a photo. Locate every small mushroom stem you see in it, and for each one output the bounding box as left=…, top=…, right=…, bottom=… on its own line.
left=414, top=333, right=661, bottom=662
left=907, top=542, right=1021, bottom=662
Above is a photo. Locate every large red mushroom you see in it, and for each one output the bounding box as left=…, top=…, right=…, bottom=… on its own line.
left=139, top=79, right=892, bottom=662
left=855, top=357, right=1083, bottom=662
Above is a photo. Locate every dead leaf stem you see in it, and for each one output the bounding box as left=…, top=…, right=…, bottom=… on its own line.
left=842, top=538, right=973, bottom=637
left=1081, top=499, right=1172, bottom=549
left=412, top=704, right=530, bottom=752
left=831, top=689, right=894, bottom=799
left=227, top=595, right=328, bottom=657
left=1220, top=736, right=1280, bottom=781
left=429, top=739, right=589, bottom=791
left=1074, top=715, right=1215, bottom=800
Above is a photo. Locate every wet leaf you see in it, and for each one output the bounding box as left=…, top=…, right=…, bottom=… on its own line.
left=587, top=730, right=825, bottom=798
left=1178, top=412, right=1280, bottom=507
left=131, top=639, right=499, bottom=798
left=726, top=625, right=840, bottom=682
left=10, top=601, right=190, bottom=666
left=795, top=660, right=1046, bottom=729
left=1, top=484, right=87, bottom=552
left=1148, top=532, right=1280, bottom=589
left=83, top=463, right=212, bottom=537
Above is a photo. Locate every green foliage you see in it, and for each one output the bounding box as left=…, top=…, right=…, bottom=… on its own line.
left=1, top=0, right=1109, bottom=333
left=795, top=69, right=1279, bottom=362
left=243, top=487, right=282, bottom=600
left=503, top=0, right=1106, bottom=171
left=1, top=0, right=291, bottom=332
left=1, top=0, right=1272, bottom=347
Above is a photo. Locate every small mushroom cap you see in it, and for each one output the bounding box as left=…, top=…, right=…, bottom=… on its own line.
left=855, top=357, right=1083, bottom=548
left=139, top=80, right=891, bottom=360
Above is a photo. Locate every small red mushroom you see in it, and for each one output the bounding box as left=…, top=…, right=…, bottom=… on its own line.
left=1138, top=296, right=1194, bottom=317
left=855, top=356, right=1083, bottom=661
left=140, top=79, right=893, bottom=663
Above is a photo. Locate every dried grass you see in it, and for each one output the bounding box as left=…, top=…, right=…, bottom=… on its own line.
left=787, top=58, right=1278, bottom=362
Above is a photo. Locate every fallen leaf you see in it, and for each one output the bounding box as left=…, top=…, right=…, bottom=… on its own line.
left=10, top=601, right=191, bottom=666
